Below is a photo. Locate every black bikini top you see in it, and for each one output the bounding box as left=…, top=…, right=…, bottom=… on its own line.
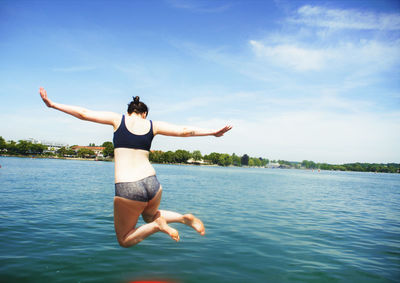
left=113, top=115, right=154, bottom=151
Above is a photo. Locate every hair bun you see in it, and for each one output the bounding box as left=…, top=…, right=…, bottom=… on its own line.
left=127, top=96, right=148, bottom=115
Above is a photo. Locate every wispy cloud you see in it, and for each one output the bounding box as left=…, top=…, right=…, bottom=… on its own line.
left=175, top=4, right=400, bottom=80
left=166, top=0, right=232, bottom=13
left=246, top=5, right=400, bottom=73
left=291, top=5, right=400, bottom=30
left=248, top=38, right=400, bottom=73
left=249, top=40, right=328, bottom=71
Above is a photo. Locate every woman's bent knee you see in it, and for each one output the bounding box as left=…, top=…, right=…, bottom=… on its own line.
left=142, top=210, right=160, bottom=223
left=117, top=237, right=137, bottom=248
left=117, top=237, right=128, bottom=248
left=142, top=213, right=153, bottom=223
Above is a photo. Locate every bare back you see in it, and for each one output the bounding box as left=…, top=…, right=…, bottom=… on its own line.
left=113, top=115, right=156, bottom=183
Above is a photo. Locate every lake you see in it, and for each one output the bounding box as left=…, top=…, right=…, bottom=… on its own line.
left=0, top=157, right=399, bottom=282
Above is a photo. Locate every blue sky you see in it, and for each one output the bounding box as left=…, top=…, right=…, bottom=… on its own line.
left=0, top=0, right=399, bottom=164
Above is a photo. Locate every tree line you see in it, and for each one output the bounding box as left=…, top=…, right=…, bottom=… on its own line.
left=149, top=150, right=268, bottom=167
left=1, top=136, right=398, bottom=173
left=0, top=137, right=113, bottom=159
left=300, top=160, right=400, bottom=173
left=0, top=137, right=268, bottom=167
left=276, top=159, right=400, bottom=174
left=0, top=137, right=48, bottom=155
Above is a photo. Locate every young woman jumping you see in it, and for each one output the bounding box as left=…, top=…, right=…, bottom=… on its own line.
left=39, top=87, right=232, bottom=247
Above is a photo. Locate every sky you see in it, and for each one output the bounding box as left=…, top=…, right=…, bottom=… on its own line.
left=0, top=0, right=399, bottom=164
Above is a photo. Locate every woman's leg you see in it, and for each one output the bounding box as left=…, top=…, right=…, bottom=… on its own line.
left=160, top=211, right=206, bottom=236
left=142, top=187, right=206, bottom=236
left=114, top=196, right=179, bottom=248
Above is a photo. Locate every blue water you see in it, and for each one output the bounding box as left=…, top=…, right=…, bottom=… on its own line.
left=0, top=157, right=399, bottom=282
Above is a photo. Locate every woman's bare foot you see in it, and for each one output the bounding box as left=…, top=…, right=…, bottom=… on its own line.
left=155, top=216, right=180, bottom=242
left=183, top=214, right=205, bottom=235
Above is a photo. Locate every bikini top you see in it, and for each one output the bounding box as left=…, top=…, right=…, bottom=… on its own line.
left=113, top=115, right=154, bottom=151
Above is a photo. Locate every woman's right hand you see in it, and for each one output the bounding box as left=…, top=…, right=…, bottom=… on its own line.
left=39, top=87, right=53, bottom=108
left=213, top=125, right=233, bottom=137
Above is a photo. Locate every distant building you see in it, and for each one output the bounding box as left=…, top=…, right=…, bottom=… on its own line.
left=27, top=138, right=41, bottom=144
left=27, top=138, right=68, bottom=154
left=187, top=158, right=207, bottom=165
left=267, top=162, right=280, bottom=168
left=71, top=146, right=105, bottom=157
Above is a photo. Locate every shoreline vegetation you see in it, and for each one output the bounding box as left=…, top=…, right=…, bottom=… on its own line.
left=1, top=137, right=399, bottom=173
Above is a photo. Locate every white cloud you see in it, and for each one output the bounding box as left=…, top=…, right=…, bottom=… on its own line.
left=293, top=5, right=400, bottom=30
left=249, top=40, right=329, bottom=71
left=248, top=39, right=400, bottom=73
left=166, top=0, right=232, bottom=13
left=243, top=5, right=400, bottom=74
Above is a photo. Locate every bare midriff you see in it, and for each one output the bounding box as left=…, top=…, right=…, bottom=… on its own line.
left=114, top=148, right=156, bottom=183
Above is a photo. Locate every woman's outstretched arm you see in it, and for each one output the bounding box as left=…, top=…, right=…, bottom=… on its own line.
left=153, top=121, right=232, bottom=137
left=39, top=87, right=120, bottom=127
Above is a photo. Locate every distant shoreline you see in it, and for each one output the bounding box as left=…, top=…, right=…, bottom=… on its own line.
left=0, top=154, right=110, bottom=162
left=1, top=154, right=399, bottom=174
left=0, top=154, right=215, bottom=166
left=2, top=137, right=398, bottom=173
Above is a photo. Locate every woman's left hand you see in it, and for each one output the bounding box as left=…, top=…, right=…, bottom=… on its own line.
left=214, top=125, right=233, bottom=137
left=39, top=87, right=53, bottom=108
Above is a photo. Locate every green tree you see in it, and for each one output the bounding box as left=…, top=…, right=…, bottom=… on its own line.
left=218, top=154, right=232, bottom=166
left=174, top=149, right=191, bottom=163
left=260, top=158, right=269, bottom=167
left=16, top=140, right=30, bottom=155
left=66, top=148, right=76, bottom=156
left=0, top=136, right=6, bottom=151
left=77, top=148, right=95, bottom=158
left=302, top=160, right=317, bottom=169
left=231, top=153, right=241, bottom=166
left=6, top=140, right=17, bottom=154
left=336, top=165, right=346, bottom=171
left=88, top=143, right=96, bottom=147
left=204, top=152, right=221, bottom=165
left=192, top=150, right=202, bottom=161
left=319, top=163, right=331, bottom=170
left=278, top=160, right=295, bottom=168
left=102, top=141, right=114, bottom=157
left=241, top=154, right=249, bottom=166
left=252, top=158, right=262, bottom=167
left=164, top=151, right=175, bottom=163
left=31, top=143, right=46, bottom=154
left=387, top=163, right=400, bottom=173
left=57, top=147, right=67, bottom=157
left=150, top=150, right=164, bottom=163
left=345, top=163, right=365, bottom=172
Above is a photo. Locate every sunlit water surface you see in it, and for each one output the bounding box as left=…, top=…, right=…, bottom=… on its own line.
left=0, top=157, right=399, bottom=282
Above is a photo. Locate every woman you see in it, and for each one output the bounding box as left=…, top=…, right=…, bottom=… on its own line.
left=39, top=87, right=232, bottom=247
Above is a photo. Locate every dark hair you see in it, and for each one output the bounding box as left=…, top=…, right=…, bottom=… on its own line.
left=127, top=96, right=149, bottom=116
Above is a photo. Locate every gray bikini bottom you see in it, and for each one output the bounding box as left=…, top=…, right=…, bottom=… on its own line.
left=115, top=175, right=161, bottom=202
